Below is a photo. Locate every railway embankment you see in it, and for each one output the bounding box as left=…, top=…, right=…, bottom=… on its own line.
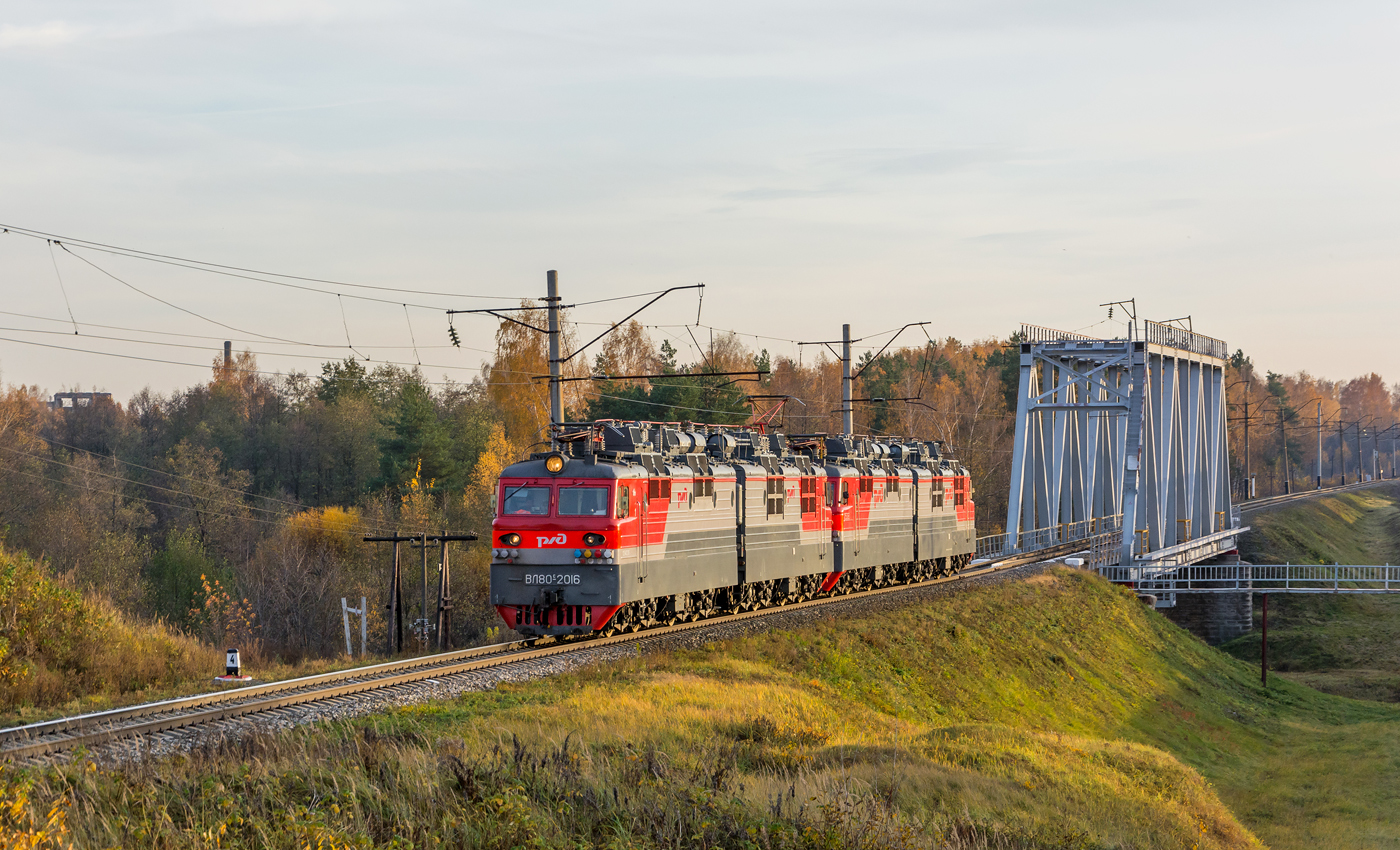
left=7, top=566, right=1400, bottom=849
left=1224, top=483, right=1400, bottom=702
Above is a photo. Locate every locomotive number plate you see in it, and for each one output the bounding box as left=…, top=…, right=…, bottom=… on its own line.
left=524, top=573, right=582, bottom=585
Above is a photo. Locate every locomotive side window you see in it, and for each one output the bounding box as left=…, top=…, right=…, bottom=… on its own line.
left=799, top=476, right=818, bottom=514
left=616, top=485, right=630, bottom=518
left=841, top=481, right=851, bottom=505
left=559, top=487, right=608, bottom=516
left=503, top=486, right=551, bottom=516
left=930, top=478, right=944, bottom=509
left=826, top=481, right=836, bottom=508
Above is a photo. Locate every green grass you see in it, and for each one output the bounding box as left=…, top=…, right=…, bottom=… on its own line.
left=1224, top=483, right=1400, bottom=703
left=12, top=568, right=1400, bottom=849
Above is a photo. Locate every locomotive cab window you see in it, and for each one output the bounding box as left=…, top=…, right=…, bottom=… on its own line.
left=616, top=485, right=631, bottom=518
left=503, top=485, right=550, bottom=516
left=558, top=486, right=609, bottom=516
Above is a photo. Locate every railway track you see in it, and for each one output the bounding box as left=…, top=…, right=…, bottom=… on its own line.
left=1239, top=478, right=1396, bottom=514
left=0, top=553, right=1053, bottom=765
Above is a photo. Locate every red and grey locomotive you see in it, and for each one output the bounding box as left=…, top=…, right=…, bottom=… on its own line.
left=489, top=421, right=975, bottom=638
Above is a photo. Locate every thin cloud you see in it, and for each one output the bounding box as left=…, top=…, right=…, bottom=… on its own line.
left=0, top=21, right=83, bottom=49
left=723, top=186, right=850, bottom=201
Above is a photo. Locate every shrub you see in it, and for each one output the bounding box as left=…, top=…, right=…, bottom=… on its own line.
left=0, top=545, right=219, bottom=709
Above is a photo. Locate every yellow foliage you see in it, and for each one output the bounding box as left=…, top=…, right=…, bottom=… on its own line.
left=287, top=506, right=364, bottom=555
left=400, top=459, right=441, bottom=532
left=467, top=423, right=518, bottom=517
left=0, top=767, right=71, bottom=849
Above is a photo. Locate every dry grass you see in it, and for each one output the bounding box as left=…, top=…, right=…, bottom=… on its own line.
left=6, top=567, right=1398, bottom=848
left=0, top=545, right=391, bottom=728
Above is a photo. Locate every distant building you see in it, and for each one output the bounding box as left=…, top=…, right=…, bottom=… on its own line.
left=49, top=392, right=113, bottom=410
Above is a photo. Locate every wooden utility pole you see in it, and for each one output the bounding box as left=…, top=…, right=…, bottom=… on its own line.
left=363, top=534, right=418, bottom=653
left=432, top=534, right=477, bottom=650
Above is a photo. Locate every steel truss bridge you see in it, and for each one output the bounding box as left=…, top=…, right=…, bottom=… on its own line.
left=980, top=319, right=1400, bottom=604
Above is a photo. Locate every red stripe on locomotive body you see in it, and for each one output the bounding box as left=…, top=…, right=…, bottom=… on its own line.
left=490, top=425, right=976, bottom=639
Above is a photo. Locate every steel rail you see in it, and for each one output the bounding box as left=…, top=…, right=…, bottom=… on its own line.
left=1239, top=478, right=1395, bottom=514
left=1, top=555, right=1044, bottom=763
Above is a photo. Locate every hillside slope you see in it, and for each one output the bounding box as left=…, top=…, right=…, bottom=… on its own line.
left=1226, top=484, right=1400, bottom=702
left=13, top=567, right=1400, bottom=849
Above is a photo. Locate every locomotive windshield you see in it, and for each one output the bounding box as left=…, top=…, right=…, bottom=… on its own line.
left=558, top=486, right=609, bottom=516
left=502, top=486, right=550, bottom=516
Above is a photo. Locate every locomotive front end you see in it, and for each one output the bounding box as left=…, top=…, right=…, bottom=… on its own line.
left=489, top=452, right=627, bottom=637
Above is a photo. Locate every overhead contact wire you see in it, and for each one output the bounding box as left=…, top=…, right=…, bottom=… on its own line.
left=46, top=240, right=79, bottom=334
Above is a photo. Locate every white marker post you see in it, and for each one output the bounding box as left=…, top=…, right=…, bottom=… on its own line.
left=342, top=597, right=368, bottom=658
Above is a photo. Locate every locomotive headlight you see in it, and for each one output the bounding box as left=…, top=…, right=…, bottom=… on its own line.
left=545, top=453, right=566, bottom=474
left=583, top=532, right=605, bottom=546
left=500, top=533, right=522, bottom=547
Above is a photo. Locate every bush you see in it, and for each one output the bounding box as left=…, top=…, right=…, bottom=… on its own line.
left=0, top=545, right=218, bottom=709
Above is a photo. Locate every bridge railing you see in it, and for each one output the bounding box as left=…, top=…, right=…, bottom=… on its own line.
left=976, top=514, right=1123, bottom=561
left=1098, top=562, right=1400, bottom=593
left=1142, top=321, right=1229, bottom=360
left=1018, top=324, right=1104, bottom=343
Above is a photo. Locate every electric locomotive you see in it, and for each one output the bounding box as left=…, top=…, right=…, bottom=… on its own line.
left=489, top=420, right=974, bottom=638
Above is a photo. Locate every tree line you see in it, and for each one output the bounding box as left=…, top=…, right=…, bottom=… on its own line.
left=1, top=310, right=1395, bottom=660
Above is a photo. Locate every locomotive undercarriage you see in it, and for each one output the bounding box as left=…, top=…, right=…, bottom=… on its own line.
left=571, top=554, right=972, bottom=637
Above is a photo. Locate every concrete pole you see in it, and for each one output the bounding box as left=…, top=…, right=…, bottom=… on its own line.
left=1316, top=401, right=1323, bottom=489
left=1339, top=418, right=1346, bottom=485
left=1243, top=383, right=1250, bottom=499
left=546, top=270, right=563, bottom=442
left=420, top=532, right=429, bottom=648
left=1356, top=424, right=1363, bottom=483
left=841, top=323, right=853, bottom=436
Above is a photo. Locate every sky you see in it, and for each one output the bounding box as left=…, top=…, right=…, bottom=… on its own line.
left=2, top=0, right=1398, bottom=400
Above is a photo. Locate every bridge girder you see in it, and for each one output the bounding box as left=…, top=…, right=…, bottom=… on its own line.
left=1005, top=322, right=1236, bottom=566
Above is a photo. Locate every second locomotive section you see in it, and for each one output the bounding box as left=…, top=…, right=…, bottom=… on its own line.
left=489, top=422, right=975, bottom=638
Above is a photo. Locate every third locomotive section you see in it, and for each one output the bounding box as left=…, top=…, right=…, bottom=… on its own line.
left=489, top=421, right=976, bottom=638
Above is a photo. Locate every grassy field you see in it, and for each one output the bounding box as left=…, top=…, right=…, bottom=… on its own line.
left=1224, top=483, right=1400, bottom=703
left=8, top=568, right=1400, bottom=849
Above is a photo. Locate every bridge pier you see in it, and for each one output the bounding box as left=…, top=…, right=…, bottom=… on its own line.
left=1160, top=553, right=1253, bottom=645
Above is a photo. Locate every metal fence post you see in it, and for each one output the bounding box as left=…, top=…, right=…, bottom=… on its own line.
left=360, top=596, right=368, bottom=658
left=341, top=598, right=353, bottom=657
